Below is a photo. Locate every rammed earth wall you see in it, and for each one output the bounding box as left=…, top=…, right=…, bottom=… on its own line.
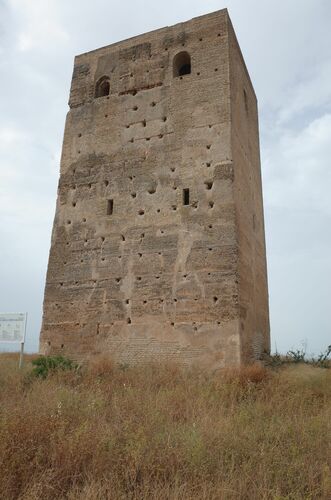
left=40, top=9, right=270, bottom=368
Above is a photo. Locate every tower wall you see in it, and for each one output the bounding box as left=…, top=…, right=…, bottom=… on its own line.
left=40, top=10, right=269, bottom=368
left=228, top=20, right=270, bottom=361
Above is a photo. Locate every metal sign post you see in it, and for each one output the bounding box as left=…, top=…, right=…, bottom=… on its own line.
left=19, top=341, right=24, bottom=369
left=19, top=313, right=27, bottom=369
left=0, top=313, right=28, bottom=368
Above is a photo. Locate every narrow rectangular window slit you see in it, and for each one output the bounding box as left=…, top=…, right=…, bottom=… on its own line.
left=107, top=199, right=113, bottom=215
left=183, top=188, right=190, bottom=206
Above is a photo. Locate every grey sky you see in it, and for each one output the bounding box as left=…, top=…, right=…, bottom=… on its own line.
left=0, top=0, right=330, bottom=355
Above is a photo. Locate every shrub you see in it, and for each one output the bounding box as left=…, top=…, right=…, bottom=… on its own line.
left=314, top=344, right=331, bottom=368
left=287, top=347, right=306, bottom=363
left=87, top=354, right=114, bottom=378
left=264, top=345, right=331, bottom=368
left=222, top=362, right=268, bottom=386
left=30, top=355, right=78, bottom=379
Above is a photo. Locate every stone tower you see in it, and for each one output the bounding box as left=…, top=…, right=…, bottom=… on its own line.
left=40, top=9, right=270, bottom=368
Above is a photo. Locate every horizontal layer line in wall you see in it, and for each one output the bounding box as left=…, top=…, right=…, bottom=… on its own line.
left=118, top=81, right=163, bottom=96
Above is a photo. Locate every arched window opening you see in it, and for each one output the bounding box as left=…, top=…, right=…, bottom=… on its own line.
left=173, top=52, right=191, bottom=77
left=95, top=76, right=110, bottom=98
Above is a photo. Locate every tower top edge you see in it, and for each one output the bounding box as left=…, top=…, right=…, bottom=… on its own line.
left=74, top=9, right=229, bottom=61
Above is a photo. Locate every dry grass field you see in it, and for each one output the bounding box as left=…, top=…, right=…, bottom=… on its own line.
left=0, top=353, right=330, bottom=499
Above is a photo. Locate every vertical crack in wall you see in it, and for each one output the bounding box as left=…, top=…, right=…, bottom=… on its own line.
left=172, top=229, right=198, bottom=297
left=120, top=250, right=134, bottom=319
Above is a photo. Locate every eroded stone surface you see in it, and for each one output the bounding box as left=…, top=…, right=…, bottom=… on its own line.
left=40, top=9, right=270, bottom=368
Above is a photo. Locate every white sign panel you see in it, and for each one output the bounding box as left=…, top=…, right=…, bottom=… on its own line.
left=0, top=313, right=27, bottom=343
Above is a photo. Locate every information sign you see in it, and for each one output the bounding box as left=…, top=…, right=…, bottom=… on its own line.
left=0, top=313, right=27, bottom=343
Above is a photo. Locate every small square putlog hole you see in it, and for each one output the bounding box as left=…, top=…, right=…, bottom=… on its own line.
left=183, top=188, right=190, bottom=205
left=107, top=199, right=114, bottom=215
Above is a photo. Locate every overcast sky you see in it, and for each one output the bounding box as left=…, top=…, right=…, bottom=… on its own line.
left=0, top=0, right=330, bottom=355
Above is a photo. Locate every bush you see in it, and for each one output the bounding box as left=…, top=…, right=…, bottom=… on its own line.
left=264, top=345, right=331, bottom=368
left=287, top=347, right=306, bottom=363
left=30, top=355, right=78, bottom=379
left=314, top=344, right=331, bottom=368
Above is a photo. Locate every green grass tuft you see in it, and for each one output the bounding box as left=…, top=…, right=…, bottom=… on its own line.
left=30, top=355, right=78, bottom=379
